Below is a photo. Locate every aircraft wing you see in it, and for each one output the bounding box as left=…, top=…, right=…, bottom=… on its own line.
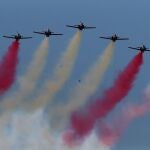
left=66, top=25, right=78, bottom=28
left=117, top=38, right=129, bottom=40
left=145, top=49, right=150, bottom=51
left=100, top=36, right=111, bottom=40
left=84, top=26, right=96, bottom=29
left=3, top=36, right=15, bottom=39
left=128, top=47, right=140, bottom=50
left=51, top=33, right=63, bottom=35
left=21, top=36, right=32, bottom=39
left=33, top=31, right=45, bottom=34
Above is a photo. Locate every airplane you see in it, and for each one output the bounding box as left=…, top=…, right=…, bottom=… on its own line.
left=100, top=34, right=129, bottom=42
left=66, top=22, right=96, bottom=30
left=3, top=32, right=32, bottom=41
left=33, top=29, right=63, bottom=37
left=128, top=44, right=150, bottom=53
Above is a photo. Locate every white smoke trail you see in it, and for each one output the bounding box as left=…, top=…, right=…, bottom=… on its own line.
left=1, top=37, right=49, bottom=112
left=54, top=132, right=110, bottom=150
left=26, top=31, right=82, bottom=111
left=0, top=109, right=110, bottom=150
left=0, top=113, right=12, bottom=150
left=48, top=41, right=115, bottom=129
left=143, top=84, right=150, bottom=99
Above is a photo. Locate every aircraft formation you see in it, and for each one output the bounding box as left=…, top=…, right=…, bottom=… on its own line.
left=0, top=21, right=149, bottom=150
left=2, top=22, right=149, bottom=53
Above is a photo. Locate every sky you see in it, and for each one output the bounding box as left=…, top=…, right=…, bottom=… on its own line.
left=0, top=0, right=150, bottom=150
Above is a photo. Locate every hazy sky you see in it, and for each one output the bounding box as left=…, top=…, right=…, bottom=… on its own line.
left=0, top=0, right=150, bottom=149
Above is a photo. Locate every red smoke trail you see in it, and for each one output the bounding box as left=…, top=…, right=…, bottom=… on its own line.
left=64, top=52, right=143, bottom=144
left=0, top=41, right=19, bottom=94
left=99, top=101, right=150, bottom=146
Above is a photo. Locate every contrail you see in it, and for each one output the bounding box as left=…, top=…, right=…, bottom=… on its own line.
left=48, top=41, right=115, bottom=130
left=0, top=41, right=19, bottom=95
left=99, top=101, right=150, bottom=147
left=26, top=31, right=82, bottom=111
left=65, top=52, right=143, bottom=143
left=1, top=38, right=49, bottom=111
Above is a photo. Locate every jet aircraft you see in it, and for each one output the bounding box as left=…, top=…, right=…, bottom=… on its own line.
left=66, top=22, right=96, bottom=30
left=3, top=33, right=32, bottom=41
left=100, top=34, right=129, bottom=42
left=33, top=29, right=63, bottom=37
left=128, top=44, right=150, bottom=53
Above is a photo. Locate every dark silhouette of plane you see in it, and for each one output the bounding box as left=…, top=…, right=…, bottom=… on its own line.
left=100, top=34, right=129, bottom=42
left=3, top=32, right=32, bottom=41
left=66, top=22, right=96, bottom=31
left=128, top=44, right=150, bottom=53
left=33, top=29, right=63, bottom=37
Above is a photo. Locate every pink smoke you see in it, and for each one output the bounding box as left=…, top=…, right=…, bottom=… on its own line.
left=99, top=101, right=150, bottom=146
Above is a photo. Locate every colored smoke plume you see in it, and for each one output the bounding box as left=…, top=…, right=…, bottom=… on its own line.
left=49, top=41, right=115, bottom=130
left=0, top=41, right=19, bottom=95
left=1, top=38, right=48, bottom=111
left=66, top=52, right=143, bottom=143
left=27, top=31, right=82, bottom=111
left=99, top=101, right=150, bottom=147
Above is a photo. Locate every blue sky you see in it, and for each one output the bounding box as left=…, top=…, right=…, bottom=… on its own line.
left=0, top=0, right=150, bottom=149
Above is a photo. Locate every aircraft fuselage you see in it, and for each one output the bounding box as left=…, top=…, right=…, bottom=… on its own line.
left=15, top=35, right=21, bottom=41
left=77, top=25, right=84, bottom=30
left=111, top=35, right=118, bottom=42
left=45, top=31, right=52, bottom=37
